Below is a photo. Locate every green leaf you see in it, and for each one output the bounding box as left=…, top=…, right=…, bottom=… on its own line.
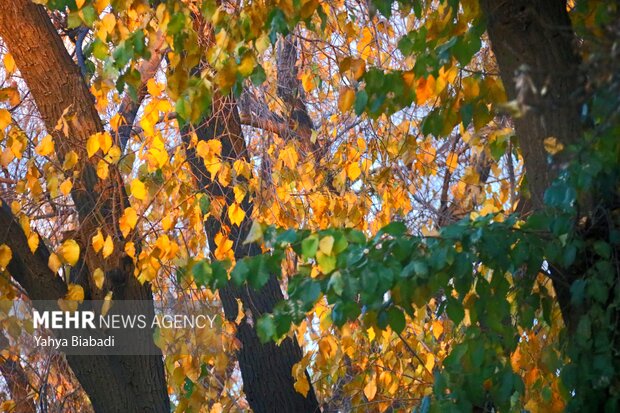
left=387, top=307, right=406, bottom=333
left=256, top=316, right=276, bottom=343
left=301, top=235, right=319, bottom=259
left=354, top=90, right=368, bottom=115
left=192, top=260, right=212, bottom=287
left=231, top=259, right=250, bottom=286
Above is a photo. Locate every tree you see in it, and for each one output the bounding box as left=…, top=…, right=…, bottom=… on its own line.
left=0, top=0, right=618, bottom=412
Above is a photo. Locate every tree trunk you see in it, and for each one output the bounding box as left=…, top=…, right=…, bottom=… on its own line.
left=480, top=0, right=582, bottom=328
left=183, top=93, right=320, bottom=412
left=0, top=2, right=169, bottom=412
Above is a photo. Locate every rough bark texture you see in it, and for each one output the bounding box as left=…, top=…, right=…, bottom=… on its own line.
left=0, top=2, right=169, bottom=412
left=481, top=0, right=582, bottom=208
left=480, top=0, right=582, bottom=328
left=183, top=94, right=320, bottom=412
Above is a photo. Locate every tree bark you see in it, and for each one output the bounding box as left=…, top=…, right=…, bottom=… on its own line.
left=183, top=93, right=320, bottom=412
left=480, top=0, right=582, bottom=328
left=0, top=2, right=169, bottom=412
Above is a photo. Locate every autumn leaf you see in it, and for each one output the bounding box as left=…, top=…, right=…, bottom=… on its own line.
left=35, top=134, right=54, bottom=156
left=214, top=232, right=234, bottom=261
left=65, top=284, right=85, bottom=302
left=363, top=375, right=377, bottom=401
left=87, top=133, right=100, bottom=158
left=130, top=179, right=147, bottom=200
left=227, top=203, right=245, bottom=226
left=58, top=239, right=80, bottom=266
left=97, top=159, right=109, bottom=179
left=63, top=150, right=79, bottom=170
left=432, top=319, right=444, bottom=340
left=338, top=87, right=356, bottom=112
left=48, top=253, right=62, bottom=274
left=544, top=136, right=564, bottom=155
left=446, top=152, right=458, bottom=174
left=102, top=234, right=114, bottom=258
left=0, top=109, right=11, bottom=129
left=3, top=53, right=16, bottom=75
left=0, top=244, right=12, bottom=269
left=300, top=71, right=315, bottom=92
left=60, top=179, right=72, bottom=196
left=92, top=230, right=104, bottom=253
left=119, top=207, right=138, bottom=237
left=92, top=267, right=105, bottom=290
left=292, top=362, right=310, bottom=397
left=28, top=233, right=39, bottom=253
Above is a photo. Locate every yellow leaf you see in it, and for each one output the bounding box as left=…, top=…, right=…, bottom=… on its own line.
left=147, top=79, right=165, bottom=97
left=510, top=347, right=521, bottom=372
left=279, top=144, right=298, bottom=170
left=86, top=134, right=100, bottom=158
left=338, top=87, right=356, bottom=112
left=96, top=159, right=109, bottom=179
left=196, top=141, right=209, bottom=158
left=63, top=150, right=79, bottom=170
left=0, top=150, right=11, bottom=168
left=357, top=27, right=374, bottom=61
left=98, top=132, right=113, bottom=154
left=161, top=215, right=173, bottom=231
left=238, top=53, right=256, bottom=76
left=214, top=232, right=233, bottom=261
left=92, top=230, right=104, bottom=253
left=0, top=109, right=11, bottom=129
left=35, top=134, right=55, bottom=156
left=319, top=236, right=334, bottom=255
left=3, top=53, right=16, bottom=75
left=233, top=159, right=251, bottom=179
left=101, top=13, right=116, bottom=34
left=318, top=336, right=337, bottom=359
left=28, top=233, right=39, bottom=253
left=234, top=298, right=245, bottom=325
left=102, top=235, right=114, bottom=259
left=130, top=179, right=146, bottom=200
left=416, top=75, right=435, bottom=105
left=58, top=239, right=80, bottom=266
left=446, top=152, right=458, bottom=174
left=119, top=207, right=138, bottom=237
left=367, top=326, right=376, bottom=341
left=124, top=241, right=136, bottom=258
left=300, top=71, right=315, bottom=93
left=107, top=145, right=121, bottom=163
left=0, top=244, right=12, bottom=269
left=210, top=403, right=223, bottom=413
left=346, top=161, right=361, bottom=181
left=65, top=284, right=84, bottom=302
left=101, top=291, right=113, bottom=316
left=60, top=179, right=73, bottom=196
left=48, top=253, right=62, bottom=273
left=93, top=268, right=105, bottom=289
left=227, top=203, right=246, bottom=226
left=432, top=319, right=444, bottom=340
left=76, top=0, right=86, bottom=9
left=0, top=401, right=15, bottom=412
left=544, top=136, right=564, bottom=155
left=425, top=353, right=435, bottom=372
left=233, top=185, right=247, bottom=203
left=363, top=376, right=378, bottom=401
left=292, top=363, right=310, bottom=397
